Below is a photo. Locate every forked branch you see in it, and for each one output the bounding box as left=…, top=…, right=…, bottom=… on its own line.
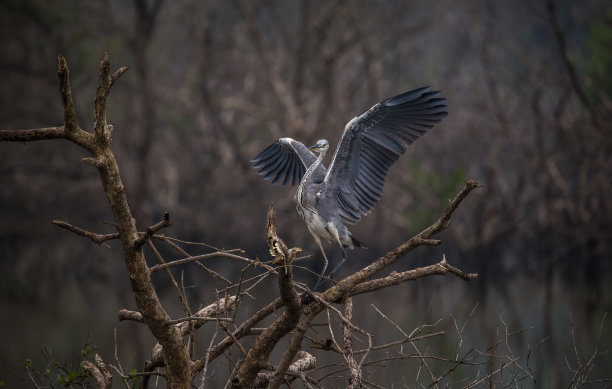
left=0, top=53, right=192, bottom=388
left=231, top=180, right=479, bottom=387
left=323, top=179, right=480, bottom=302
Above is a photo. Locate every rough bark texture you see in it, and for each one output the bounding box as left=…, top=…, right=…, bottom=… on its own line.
left=81, top=354, right=113, bottom=389
left=0, top=54, right=192, bottom=389
left=232, top=205, right=305, bottom=388
left=88, top=55, right=192, bottom=389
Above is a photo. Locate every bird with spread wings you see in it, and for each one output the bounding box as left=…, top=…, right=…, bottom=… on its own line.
left=251, top=86, right=447, bottom=286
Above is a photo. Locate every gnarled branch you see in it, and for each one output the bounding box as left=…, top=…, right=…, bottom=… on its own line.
left=1, top=53, right=193, bottom=388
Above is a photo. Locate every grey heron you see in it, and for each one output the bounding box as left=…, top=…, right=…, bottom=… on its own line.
left=251, top=86, right=447, bottom=284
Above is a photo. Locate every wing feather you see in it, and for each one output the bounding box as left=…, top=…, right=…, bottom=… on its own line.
left=281, top=157, right=294, bottom=185
left=258, top=152, right=287, bottom=178
left=321, top=87, right=447, bottom=222
left=251, top=138, right=326, bottom=186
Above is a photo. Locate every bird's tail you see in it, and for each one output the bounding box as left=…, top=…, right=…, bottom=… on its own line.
left=350, top=235, right=367, bottom=249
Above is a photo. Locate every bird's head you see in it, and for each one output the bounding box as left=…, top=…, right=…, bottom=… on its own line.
left=308, top=139, right=329, bottom=153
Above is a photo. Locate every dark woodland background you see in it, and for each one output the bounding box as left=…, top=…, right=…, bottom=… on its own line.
left=1, top=0, right=611, bottom=387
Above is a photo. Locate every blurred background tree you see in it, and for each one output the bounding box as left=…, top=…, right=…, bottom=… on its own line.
left=0, top=0, right=610, bottom=387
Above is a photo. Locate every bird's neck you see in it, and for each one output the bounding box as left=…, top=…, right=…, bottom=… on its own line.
left=297, top=147, right=327, bottom=207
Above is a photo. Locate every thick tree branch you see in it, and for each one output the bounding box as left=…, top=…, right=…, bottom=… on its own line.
left=82, top=157, right=107, bottom=169
left=0, top=54, right=192, bottom=388
left=287, top=351, right=316, bottom=374
left=267, top=204, right=300, bottom=314
left=146, top=296, right=238, bottom=369
left=118, top=309, right=144, bottom=322
left=342, top=297, right=362, bottom=388
left=0, top=56, right=97, bottom=148
left=81, top=354, right=113, bottom=389
left=233, top=205, right=315, bottom=388
left=254, top=351, right=317, bottom=388
left=57, top=55, right=79, bottom=135
left=0, top=127, right=66, bottom=142
left=349, top=257, right=477, bottom=296
left=94, top=52, right=112, bottom=145
left=58, top=55, right=95, bottom=150
left=86, top=54, right=193, bottom=387
left=191, top=297, right=284, bottom=375
left=233, top=275, right=306, bottom=384
left=269, top=312, right=314, bottom=389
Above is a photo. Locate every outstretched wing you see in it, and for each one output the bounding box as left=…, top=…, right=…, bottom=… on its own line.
left=251, top=137, right=327, bottom=185
left=321, top=86, right=447, bottom=223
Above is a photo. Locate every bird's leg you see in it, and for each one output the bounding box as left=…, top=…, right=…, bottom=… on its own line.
left=312, top=233, right=329, bottom=276
left=312, top=233, right=329, bottom=291
left=328, top=235, right=347, bottom=280
left=315, top=248, right=345, bottom=290
left=329, top=246, right=347, bottom=281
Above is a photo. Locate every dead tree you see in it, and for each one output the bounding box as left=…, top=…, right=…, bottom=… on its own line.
left=0, top=54, right=480, bottom=388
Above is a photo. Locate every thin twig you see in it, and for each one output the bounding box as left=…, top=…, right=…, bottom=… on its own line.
left=52, top=220, right=119, bottom=246
left=134, top=212, right=171, bottom=248
left=149, top=251, right=259, bottom=272
left=371, top=304, right=438, bottom=387
left=147, top=240, right=192, bottom=318
left=199, top=325, right=219, bottom=389
left=168, top=316, right=234, bottom=325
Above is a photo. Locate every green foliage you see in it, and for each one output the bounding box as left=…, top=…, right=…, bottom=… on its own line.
left=126, top=369, right=141, bottom=389
left=586, top=10, right=612, bottom=99
left=399, top=160, right=468, bottom=230
left=24, top=344, right=97, bottom=388
left=80, top=344, right=97, bottom=358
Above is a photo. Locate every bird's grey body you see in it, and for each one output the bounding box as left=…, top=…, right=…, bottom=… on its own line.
left=293, top=138, right=364, bottom=250
left=251, top=87, right=447, bottom=283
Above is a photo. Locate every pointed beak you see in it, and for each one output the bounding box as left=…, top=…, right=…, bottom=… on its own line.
left=308, top=143, right=319, bottom=151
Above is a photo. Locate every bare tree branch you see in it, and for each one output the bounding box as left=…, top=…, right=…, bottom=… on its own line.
left=9, top=53, right=194, bottom=388
left=267, top=204, right=300, bottom=314
left=254, top=351, right=317, bottom=388
left=350, top=256, right=477, bottom=296
left=52, top=220, right=120, bottom=245
left=268, top=312, right=314, bottom=389
left=118, top=309, right=144, bottom=322
left=134, top=212, right=171, bottom=248
left=0, top=127, right=66, bottom=142
left=148, top=251, right=258, bottom=272
left=81, top=354, right=113, bottom=389
left=342, top=297, right=363, bottom=388
left=322, top=180, right=480, bottom=303
left=233, top=205, right=308, bottom=388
